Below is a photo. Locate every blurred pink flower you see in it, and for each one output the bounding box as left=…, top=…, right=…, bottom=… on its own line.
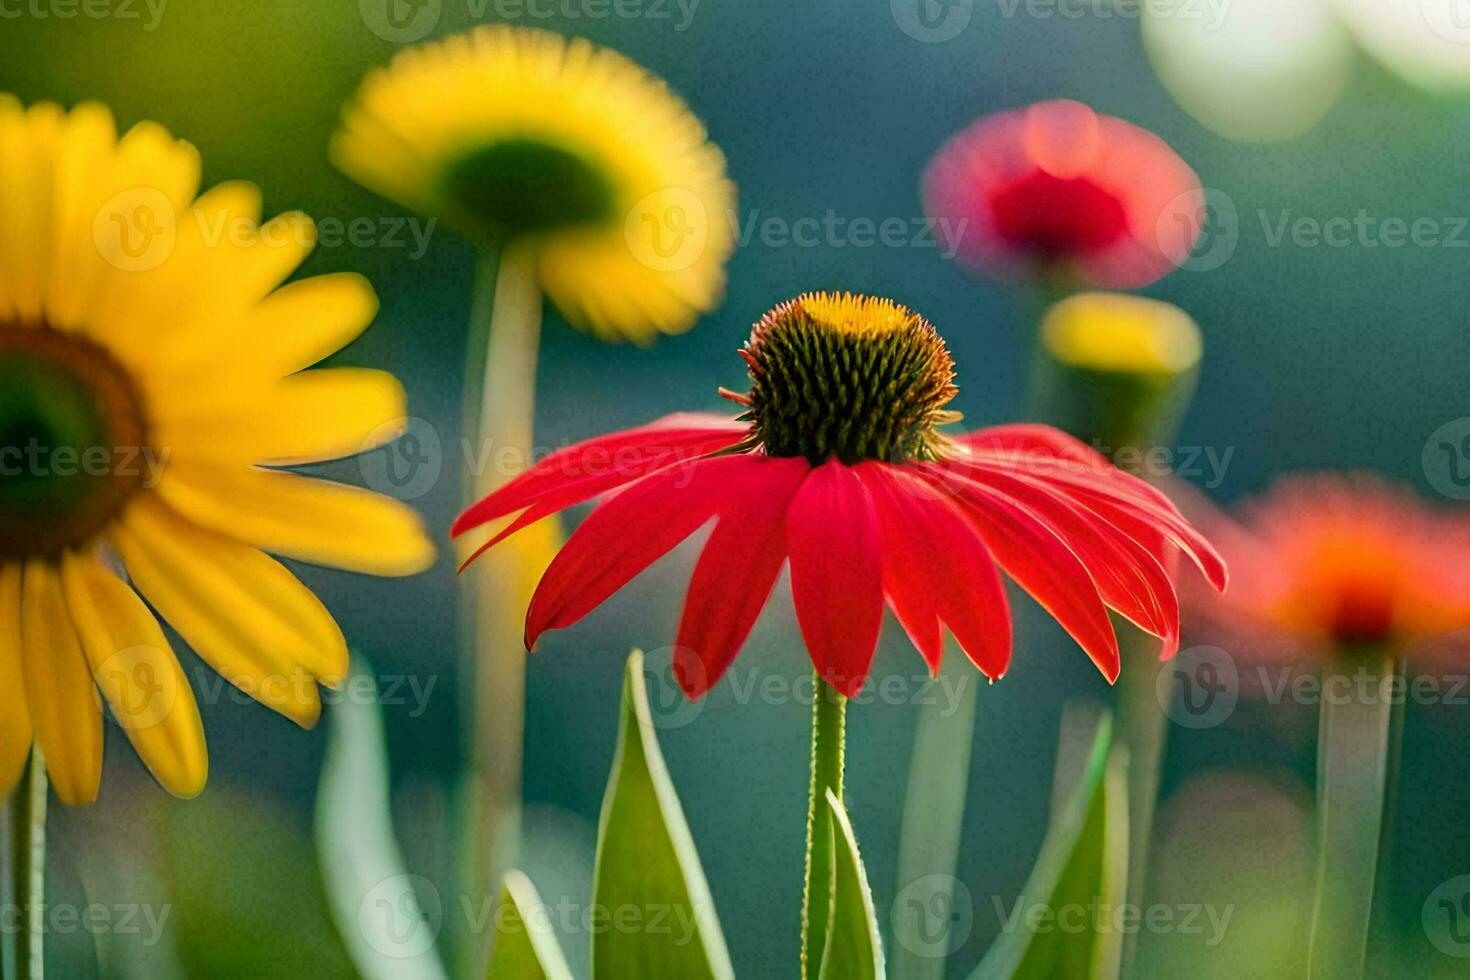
left=923, top=99, right=1205, bottom=288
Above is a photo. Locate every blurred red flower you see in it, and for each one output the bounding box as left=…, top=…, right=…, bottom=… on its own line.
left=923, top=99, right=1205, bottom=288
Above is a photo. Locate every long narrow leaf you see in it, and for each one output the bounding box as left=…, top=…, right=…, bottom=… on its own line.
left=892, top=649, right=979, bottom=978
left=819, top=790, right=885, bottom=980
left=972, top=711, right=1128, bottom=980
left=316, top=661, right=448, bottom=980
left=592, top=650, right=733, bottom=979
left=487, top=870, right=574, bottom=980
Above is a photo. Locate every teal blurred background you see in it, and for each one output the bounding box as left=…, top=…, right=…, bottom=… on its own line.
left=6, top=1, right=1470, bottom=976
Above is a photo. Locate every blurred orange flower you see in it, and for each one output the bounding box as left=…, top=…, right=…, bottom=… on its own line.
left=1184, top=473, right=1470, bottom=660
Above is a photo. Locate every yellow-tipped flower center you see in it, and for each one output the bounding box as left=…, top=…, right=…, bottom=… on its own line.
left=0, top=323, right=150, bottom=560
left=734, top=292, right=959, bottom=464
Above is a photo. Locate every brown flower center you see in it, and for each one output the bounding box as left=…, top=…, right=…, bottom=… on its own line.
left=0, top=323, right=151, bottom=560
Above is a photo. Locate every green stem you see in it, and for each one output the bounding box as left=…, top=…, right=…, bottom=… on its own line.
left=801, top=673, right=847, bottom=980
left=1306, top=655, right=1396, bottom=980
left=457, top=245, right=543, bottom=975
left=1370, top=656, right=1407, bottom=952
left=1116, top=631, right=1166, bottom=979
left=4, top=750, right=47, bottom=980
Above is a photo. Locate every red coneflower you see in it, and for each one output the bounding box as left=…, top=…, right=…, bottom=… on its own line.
left=922, top=99, right=1204, bottom=288
left=453, top=292, right=1226, bottom=698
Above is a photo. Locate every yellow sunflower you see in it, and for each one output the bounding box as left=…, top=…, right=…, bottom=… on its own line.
left=332, top=24, right=736, bottom=342
left=0, top=97, right=435, bottom=805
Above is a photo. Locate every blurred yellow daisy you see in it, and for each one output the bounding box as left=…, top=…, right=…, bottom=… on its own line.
left=332, top=24, right=736, bottom=342
left=0, top=97, right=434, bottom=805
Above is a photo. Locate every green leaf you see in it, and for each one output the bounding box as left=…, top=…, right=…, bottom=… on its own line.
left=972, top=711, right=1129, bottom=980
left=316, top=660, right=448, bottom=980
left=892, top=647, right=979, bottom=979
left=819, top=790, right=885, bottom=980
left=591, top=650, right=733, bottom=980
left=487, top=870, right=574, bottom=980
left=161, top=787, right=356, bottom=979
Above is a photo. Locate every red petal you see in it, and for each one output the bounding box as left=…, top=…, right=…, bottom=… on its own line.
left=951, top=444, right=1181, bottom=515
left=940, top=464, right=1180, bottom=658
left=786, top=461, right=884, bottom=698
left=865, top=472, right=944, bottom=671
left=1047, top=479, right=1228, bottom=593
left=957, top=423, right=1108, bottom=467
left=524, top=454, right=751, bottom=647
left=942, top=454, right=1228, bottom=592
left=674, top=457, right=810, bottom=698
left=924, top=464, right=1121, bottom=682
left=861, top=465, right=1012, bottom=679
left=452, top=414, right=747, bottom=538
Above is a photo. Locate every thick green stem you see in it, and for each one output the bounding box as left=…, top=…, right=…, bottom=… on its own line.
left=801, top=673, right=847, bottom=980
left=1116, top=631, right=1166, bottom=979
left=457, top=245, right=543, bottom=974
left=4, top=750, right=46, bottom=980
left=1306, top=656, right=1395, bottom=980
left=1370, top=656, right=1407, bottom=952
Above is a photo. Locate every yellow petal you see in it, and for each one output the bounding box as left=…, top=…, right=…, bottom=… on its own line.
left=0, top=101, right=65, bottom=324
left=59, top=551, right=208, bottom=799
left=54, top=116, right=202, bottom=334
left=39, top=101, right=117, bottom=330
left=156, top=367, right=407, bottom=465
left=106, top=203, right=318, bottom=373
left=151, top=271, right=377, bottom=388
left=156, top=463, right=436, bottom=577
left=0, top=561, right=33, bottom=797
left=112, top=495, right=346, bottom=723
left=20, top=560, right=102, bottom=805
